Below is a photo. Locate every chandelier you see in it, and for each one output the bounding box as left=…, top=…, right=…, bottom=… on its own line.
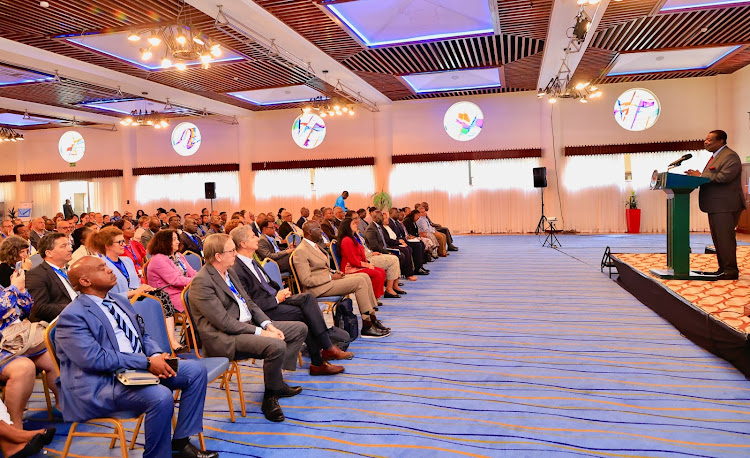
left=0, top=126, right=24, bottom=142
left=126, top=1, right=222, bottom=71
left=120, top=110, right=170, bottom=129
left=301, top=97, right=355, bottom=118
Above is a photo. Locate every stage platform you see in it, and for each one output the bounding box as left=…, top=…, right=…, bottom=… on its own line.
left=612, top=247, right=750, bottom=377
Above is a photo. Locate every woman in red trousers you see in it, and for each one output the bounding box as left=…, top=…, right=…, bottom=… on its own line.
left=337, top=217, right=386, bottom=298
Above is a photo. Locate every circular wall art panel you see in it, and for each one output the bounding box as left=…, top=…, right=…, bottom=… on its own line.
left=58, top=131, right=85, bottom=163
left=292, top=114, right=326, bottom=149
left=171, top=122, right=202, bottom=156
left=613, top=88, right=661, bottom=131
left=443, top=101, right=484, bottom=141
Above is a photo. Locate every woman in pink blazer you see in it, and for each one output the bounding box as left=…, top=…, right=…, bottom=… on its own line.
left=146, top=229, right=197, bottom=351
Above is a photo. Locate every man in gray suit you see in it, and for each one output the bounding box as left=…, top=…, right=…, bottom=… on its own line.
left=687, top=130, right=746, bottom=280
left=188, top=233, right=307, bottom=422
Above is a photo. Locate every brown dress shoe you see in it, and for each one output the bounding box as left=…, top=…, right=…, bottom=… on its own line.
left=321, top=346, right=354, bottom=361
left=309, top=361, right=345, bottom=376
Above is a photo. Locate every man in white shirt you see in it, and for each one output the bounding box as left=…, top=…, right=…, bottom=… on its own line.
left=188, top=234, right=307, bottom=422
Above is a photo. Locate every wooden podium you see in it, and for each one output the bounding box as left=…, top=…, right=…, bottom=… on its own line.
left=650, top=171, right=709, bottom=280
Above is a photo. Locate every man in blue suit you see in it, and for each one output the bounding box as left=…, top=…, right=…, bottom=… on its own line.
left=55, top=256, right=218, bottom=458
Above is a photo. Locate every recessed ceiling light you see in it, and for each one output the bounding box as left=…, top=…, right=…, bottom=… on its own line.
left=656, top=56, right=665, bottom=61
left=39, top=1, right=49, bottom=7
left=451, top=75, right=459, bottom=80
left=285, top=90, right=291, bottom=94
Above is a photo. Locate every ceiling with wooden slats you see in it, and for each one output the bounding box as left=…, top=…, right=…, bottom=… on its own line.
left=0, top=0, right=747, bottom=129
left=574, top=2, right=750, bottom=84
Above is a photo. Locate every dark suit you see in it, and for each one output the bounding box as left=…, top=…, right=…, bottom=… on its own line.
left=699, top=145, right=746, bottom=277
left=250, top=222, right=261, bottom=237
left=296, top=216, right=307, bottom=229
left=27, top=261, right=75, bottom=322
left=389, top=219, right=425, bottom=271
left=364, top=222, right=411, bottom=276
left=257, top=236, right=291, bottom=272
left=321, top=220, right=337, bottom=241
left=63, top=203, right=74, bottom=219
left=188, top=264, right=306, bottom=390
left=179, top=231, right=203, bottom=255
left=55, top=292, right=207, bottom=458
left=278, top=221, right=302, bottom=241
left=29, top=230, right=46, bottom=250
left=232, top=256, right=329, bottom=366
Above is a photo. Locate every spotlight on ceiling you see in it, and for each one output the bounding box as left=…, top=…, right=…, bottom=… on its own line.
left=572, top=11, right=591, bottom=42
left=127, top=29, right=140, bottom=41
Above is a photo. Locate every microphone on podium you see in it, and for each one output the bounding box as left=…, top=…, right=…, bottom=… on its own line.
left=668, top=153, right=692, bottom=168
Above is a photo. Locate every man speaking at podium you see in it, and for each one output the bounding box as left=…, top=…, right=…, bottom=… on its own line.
left=686, top=130, right=746, bottom=280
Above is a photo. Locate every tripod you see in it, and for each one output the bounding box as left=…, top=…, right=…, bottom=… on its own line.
left=534, top=187, right=548, bottom=235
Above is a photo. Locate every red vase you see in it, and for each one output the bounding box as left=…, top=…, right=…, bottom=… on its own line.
left=626, top=208, right=641, bottom=233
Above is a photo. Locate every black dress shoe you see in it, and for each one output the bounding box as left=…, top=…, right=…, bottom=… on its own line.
left=261, top=396, right=285, bottom=422
left=714, top=272, right=739, bottom=280
left=692, top=269, right=723, bottom=275
left=172, top=441, right=220, bottom=458
left=384, top=292, right=401, bottom=299
left=415, top=268, right=429, bottom=275
left=274, top=384, right=303, bottom=398
left=398, top=282, right=404, bottom=286
left=377, top=301, right=383, bottom=307
left=373, top=319, right=391, bottom=332
left=361, top=324, right=390, bottom=338
left=394, top=289, right=407, bottom=295
left=448, top=245, right=458, bottom=251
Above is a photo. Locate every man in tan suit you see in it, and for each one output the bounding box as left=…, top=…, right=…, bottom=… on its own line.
left=687, top=129, right=746, bottom=280
left=188, top=233, right=307, bottom=422
left=293, top=221, right=391, bottom=338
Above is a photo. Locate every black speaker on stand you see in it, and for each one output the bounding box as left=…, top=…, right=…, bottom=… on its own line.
left=205, top=182, right=216, bottom=211
left=533, top=167, right=548, bottom=235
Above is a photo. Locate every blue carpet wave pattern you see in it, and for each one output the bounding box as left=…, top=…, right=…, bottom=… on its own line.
left=26, top=234, right=750, bottom=457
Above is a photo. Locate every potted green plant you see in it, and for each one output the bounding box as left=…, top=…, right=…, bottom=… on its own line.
left=372, top=191, right=392, bottom=212
left=625, top=191, right=641, bottom=233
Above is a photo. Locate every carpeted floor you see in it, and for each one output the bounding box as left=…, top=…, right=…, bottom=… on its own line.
left=25, top=234, right=750, bottom=457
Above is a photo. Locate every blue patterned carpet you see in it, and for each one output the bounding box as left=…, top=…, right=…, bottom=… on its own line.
left=26, top=234, right=750, bottom=457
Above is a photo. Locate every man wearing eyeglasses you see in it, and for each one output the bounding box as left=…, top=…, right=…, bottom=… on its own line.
left=27, top=233, right=76, bottom=322
left=188, top=234, right=307, bottom=422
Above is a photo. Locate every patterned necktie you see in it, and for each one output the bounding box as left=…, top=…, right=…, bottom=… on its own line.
left=103, top=297, right=143, bottom=353
left=252, top=261, right=278, bottom=297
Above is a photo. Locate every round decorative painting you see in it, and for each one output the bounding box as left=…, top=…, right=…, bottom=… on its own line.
left=58, top=131, right=85, bottom=163
left=171, top=122, right=202, bottom=156
left=292, top=114, right=326, bottom=149
left=613, top=88, right=660, bottom=131
left=443, top=102, right=484, bottom=141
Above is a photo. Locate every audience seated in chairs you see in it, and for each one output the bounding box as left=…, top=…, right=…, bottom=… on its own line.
left=139, top=217, right=161, bottom=247
left=257, top=220, right=294, bottom=273
left=388, top=207, right=429, bottom=275
left=404, top=210, right=439, bottom=260
left=320, top=208, right=337, bottom=241
left=420, top=202, right=458, bottom=251
left=28, top=218, right=48, bottom=251
left=0, top=236, right=32, bottom=288
left=114, top=219, right=147, bottom=277
left=229, top=226, right=352, bottom=376
left=0, top=271, right=60, bottom=427
left=146, top=230, right=198, bottom=352
left=1, top=219, right=13, bottom=240
left=188, top=234, right=307, bottom=423
left=27, top=233, right=76, bottom=323
left=88, top=227, right=153, bottom=300
left=69, top=226, right=97, bottom=265
left=0, top=399, right=55, bottom=456
left=278, top=210, right=304, bottom=240
left=341, top=217, right=406, bottom=298
left=411, top=208, right=443, bottom=257
left=180, top=217, right=204, bottom=256
left=54, top=256, right=216, bottom=458
left=293, top=221, right=390, bottom=338
left=365, top=210, right=417, bottom=283
left=333, top=206, right=345, bottom=229
left=296, top=207, right=309, bottom=229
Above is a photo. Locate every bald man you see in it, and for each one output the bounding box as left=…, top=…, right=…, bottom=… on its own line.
left=55, top=256, right=216, bottom=458
left=29, top=218, right=47, bottom=250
